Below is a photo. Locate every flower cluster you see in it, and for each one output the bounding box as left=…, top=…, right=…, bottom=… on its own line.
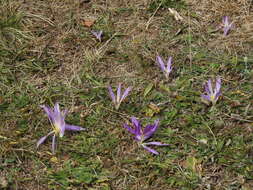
left=222, top=16, right=233, bottom=36
left=38, top=17, right=228, bottom=154
left=37, top=103, right=85, bottom=154
left=201, top=77, right=222, bottom=105
left=124, top=117, right=168, bottom=155
left=108, top=83, right=131, bottom=110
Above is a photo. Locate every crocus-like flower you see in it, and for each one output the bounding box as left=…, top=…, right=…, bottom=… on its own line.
left=156, top=55, right=173, bottom=79
left=201, top=77, right=222, bottom=105
left=222, top=16, right=233, bottom=36
left=37, top=103, right=85, bottom=154
left=91, top=30, right=103, bottom=41
left=108, top=83, right=131, bottom=110
left=123, top=117, right=168, bottom=155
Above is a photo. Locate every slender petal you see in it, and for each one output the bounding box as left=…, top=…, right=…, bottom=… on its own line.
left=166, top=56, right=172, bottom=71
left=120, top=87, right=131, bottom=103
left=201, top=94, right=210, bottom=101
left=37, top=131, right=54, bottom=148
left=207, top=79, right=213, bottom=94
left=108, top=86, right=116, bottom=103
left=131, top=117, right=141, bottom=136
left=156, top=56, right=165, bottom=71
left=65, top=124, right=85, bottom=131
left=223, top=16, right=228, bottom=24
left=123, top=123, right=135, bottom=134
left=52, top=134, right=56, bottom=154
left=144, top=142, right=169, bottom=146
left=40, top=105, right=53, bottom=121
left=117, top=83, right=121, bottom=103
left=143, top=120, right=159, bottom=140
left=54, top=103, right=60, bottom=113
left=215, top=77, right=221, bottom=93
left=142, top=144, right=159, bottom=155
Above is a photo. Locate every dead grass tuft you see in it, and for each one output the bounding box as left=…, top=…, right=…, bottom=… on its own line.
left=187, top=0, right=253, bottom=54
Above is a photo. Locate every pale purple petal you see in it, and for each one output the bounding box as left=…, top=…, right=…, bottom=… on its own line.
left=123, top=123, right=135, bottom=134
left=40, top=105, right=53, bottom=121
left=215, top=77, right=221, bottom=93
left=224, top=27, right=230, bottom=36
left=117, top=84, right=121, bottom=103
left=36, top=131, right=54, bottom=148
left=65, top=124, right=85, bottom=131
left=207, top=79, right=213, bottom=94
left=131, top=117, right=141, bottom=136
left=120, top=87, right=131, bottom=102
left=52, top=134, right=56, bottom=154
left=166, top=56, right=172, bottom=72
left=142, top=144, right=159, bottom=155
left=215, top=90, right=222, bottom=101
left=108, top=86, right=116, bottom=103
left=201, top=94, right=210, bottom=101
left=143, top=119, right=159, bottom=140
left=54, top=103, right=60, bottom=114
left=91, top=30, right=103, bottom=41
left=223, top=16, right=228, bottom=25
left=214, top=77, right=221, bottom=100
left=156, top=56, right=165, bottom=71
left=145, top=141, right=169, bottom=146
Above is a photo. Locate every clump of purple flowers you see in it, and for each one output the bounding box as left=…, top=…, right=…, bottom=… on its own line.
left=37, top=103, right=85, bottom=154
left=201, top=77, right=222, bottom=105
left=156, top=55, right=173, bottom=79
left=108, top=83, right=131, bottom=110
left=222, top=16, right=233, bottom=36
left=124, top=117, right=168, bottom=155
left=91, top=30, right=103, bottom=41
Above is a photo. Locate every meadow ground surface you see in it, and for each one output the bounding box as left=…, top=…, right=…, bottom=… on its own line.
left=0, top=0, right=253, bottom=189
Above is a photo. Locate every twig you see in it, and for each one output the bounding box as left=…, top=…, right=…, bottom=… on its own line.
left=223, top=113, right=253, bottom=122
left=145, top=2, right=162, bottom=30
left=187, top=10, right=192, bottom=71
left=98, top=33, right=118, bottom=53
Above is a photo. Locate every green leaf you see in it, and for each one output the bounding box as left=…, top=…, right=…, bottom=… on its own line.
left=143, top=83, right=153, bottom=97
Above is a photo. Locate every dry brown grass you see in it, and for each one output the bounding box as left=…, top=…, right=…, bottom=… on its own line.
left=187, top=0, right=253, bottom=54
left=2, top=0, right=253, bottom=189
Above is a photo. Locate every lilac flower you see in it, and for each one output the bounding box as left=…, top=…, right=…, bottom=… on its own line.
left=108, top=83, right=131, bottom=110
left=222, top=16, right=233, bottom=36
left=123, top=117, right=168, bottom=155
left=156, top=55, right=173, bottom=79
left=37, top=103, right=85, bottom=154
left=91, top=30, right=103, bottom=41
left=201, top=77, right=222, bottom=105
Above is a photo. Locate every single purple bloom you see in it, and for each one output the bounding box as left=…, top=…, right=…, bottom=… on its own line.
left=91, top=30, right=103, bottom=41
left=108, top=83, right=131, bottom=110
left=37, top=103, right=85, bottom=154
left=222, top=16, right=233, bottom=36
left=123, top=117, right=168, bottom=155
left=201, top=77, right=222, bottom=105
left=156, top=55, right=173, bottom=79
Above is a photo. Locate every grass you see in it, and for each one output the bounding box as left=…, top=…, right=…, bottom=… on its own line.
left=0, top=0, right=253, bottom=189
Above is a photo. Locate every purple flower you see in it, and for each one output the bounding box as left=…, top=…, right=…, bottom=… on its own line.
left=37, top=103, right=85, bottom=154
left=123, top=117, right=168, bottom=155
left=156, top=55, right=173, bottom=79
left=91, top=30, right=103, bottom=41
left=108, top=83, right=131, bottom=110
left=222, top=16, right=233, bottom=36
left=201, top=77, right=222, bottom=105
